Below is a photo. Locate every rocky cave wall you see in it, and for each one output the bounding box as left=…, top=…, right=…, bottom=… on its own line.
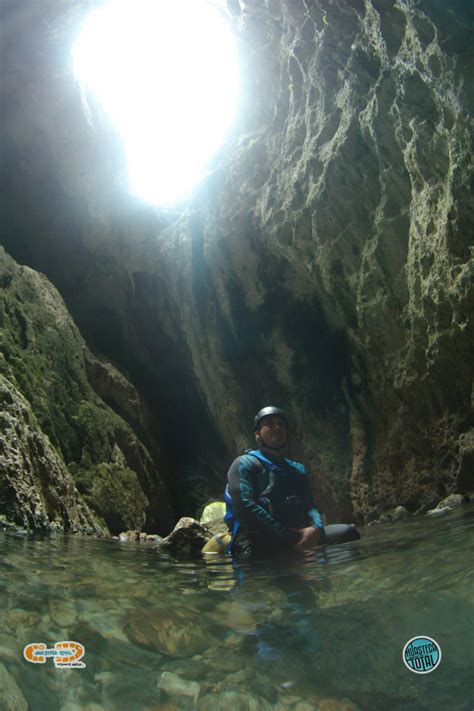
left=0, top=247, right=175, bottom=534
left=1, top=0, right=473, bottom=526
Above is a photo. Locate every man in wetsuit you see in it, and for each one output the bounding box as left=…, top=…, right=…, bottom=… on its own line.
left=225, top=406, right=327, bottom=557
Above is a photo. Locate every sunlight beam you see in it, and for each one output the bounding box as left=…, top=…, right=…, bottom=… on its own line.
left=72, top=0, right=240, bottom=205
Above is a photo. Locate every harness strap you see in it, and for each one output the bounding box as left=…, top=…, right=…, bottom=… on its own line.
left=224, top=451, right=300, bottom=554
left=224, top=484, right=240, bottom=553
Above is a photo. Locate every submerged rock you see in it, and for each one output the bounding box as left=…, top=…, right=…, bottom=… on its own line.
left=127, top=608, right=214, bottom=656
left=161, top=657, right=208, bottom=681
left=157, top=671, right=200, bottom=704
left=0, top=662, right=28, bottom=711
left=48, top=598, right=79, bottom=628
left=5, top=609, right=41, bottom=631
left=197, top=689, right=274, bottom=711
left=317, top=699, right=359, bottom=711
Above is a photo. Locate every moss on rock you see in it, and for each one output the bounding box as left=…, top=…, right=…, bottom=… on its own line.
left=0, top=247, right=174, bottom=534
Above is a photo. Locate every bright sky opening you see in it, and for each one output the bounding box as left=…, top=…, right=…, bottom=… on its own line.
left=72, top=0, right=240, bottom=206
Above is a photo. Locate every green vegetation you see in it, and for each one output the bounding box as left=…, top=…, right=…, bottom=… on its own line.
left=0, top=248, right=151, bottom=534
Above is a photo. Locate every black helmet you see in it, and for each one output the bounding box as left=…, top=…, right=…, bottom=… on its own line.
left=253, top=406, right=288, bottom=431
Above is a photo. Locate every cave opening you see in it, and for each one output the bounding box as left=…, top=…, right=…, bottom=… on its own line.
left=72, top=0, right=241, bottom=206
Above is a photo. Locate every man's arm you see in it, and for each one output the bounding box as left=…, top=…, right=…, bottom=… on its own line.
left=227, top=455, right=300, bottom=545
left=302, top=470, right=325, bottom=531
left=292, top=468, right=326, bottom=549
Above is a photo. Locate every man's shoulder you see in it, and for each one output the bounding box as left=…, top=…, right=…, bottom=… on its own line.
left=233, top=451, right=263, bottom=467
left=227, top=451, right=264, bottom=474
left=284, top=457, right=306, bottom=475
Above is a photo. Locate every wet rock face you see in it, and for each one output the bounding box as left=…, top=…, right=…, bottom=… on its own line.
left=0, top=248, right=174, bottom=534
left=0, top=371, right=104, bottom=535
left=1, top=1, right=473, bottom=522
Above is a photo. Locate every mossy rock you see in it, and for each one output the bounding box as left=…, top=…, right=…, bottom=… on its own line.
left=200, top=501, right=226, bottom=524
left=83, top=463, right=148, bottom=534
left=0, top=248, right=172, bottom=534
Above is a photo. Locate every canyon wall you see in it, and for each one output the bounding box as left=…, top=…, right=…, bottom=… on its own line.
left=1, top=0, right=472, bottom=524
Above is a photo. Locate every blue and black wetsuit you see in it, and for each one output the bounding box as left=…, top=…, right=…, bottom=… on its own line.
left=225, top=449, right=326, bottom=557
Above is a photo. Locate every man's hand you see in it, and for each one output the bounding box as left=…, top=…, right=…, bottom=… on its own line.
left=292, top=526, right=322, bottom=550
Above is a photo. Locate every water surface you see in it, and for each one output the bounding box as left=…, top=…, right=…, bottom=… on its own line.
left=1, top=505, right=473, bottom=710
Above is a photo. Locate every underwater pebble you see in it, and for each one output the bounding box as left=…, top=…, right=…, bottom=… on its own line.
left=157, top=671, right=200, bottom=702
left=94, top=672, right=115, bottom=685
left=79, top=611, right=129, bottom=641
left=161, top=657, right=207, bottom=680
left=49, top=599, right=78, bottom=628
left=106, top=637, right=163, bottom=670
left=0, top=642, right=18, bottom=663
left=318, top=697, right=358, bottom=711
left=294, top=702, right=316, bottom=711
left=278, top=692, right=303, bottom=705
left=209, top=601, right=257, bottom=633
left=5, top=609, right=41, bottom=630
left=197, top=689, right=273, bottom=711
left=211, top=668, right=249, bottom=693
left=127, top=608, right=213, bottom=656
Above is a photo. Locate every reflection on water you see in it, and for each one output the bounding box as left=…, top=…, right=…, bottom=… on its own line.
left=1, top=506, right=473, bottom=710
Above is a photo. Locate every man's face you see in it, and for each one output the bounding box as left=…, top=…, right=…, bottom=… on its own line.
left=257, top=415, right=288, bottom=449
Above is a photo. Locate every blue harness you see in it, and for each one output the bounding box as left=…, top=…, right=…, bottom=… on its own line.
left=224, top=449, right=290, bottom=553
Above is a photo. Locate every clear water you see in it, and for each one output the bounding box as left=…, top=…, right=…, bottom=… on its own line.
left=1, top=505, right=473, bottom=711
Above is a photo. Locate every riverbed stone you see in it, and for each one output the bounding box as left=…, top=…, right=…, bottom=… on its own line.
left=106, top=637, right=163, bottom=670
left=6, top=609, right=41, bottom=630
left=126, top=607, right=214, bottom=656
left=49, top=599, right=79, bottom=628
left=157, top=671, right=200, bottom=704
left=318, top=699, right=359, bottom=711
left=197, top=689, right=273, bottom=711
left=0, top=662, right=28, bottom=711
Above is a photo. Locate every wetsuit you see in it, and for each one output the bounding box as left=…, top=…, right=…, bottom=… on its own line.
left=226, top=449, right=326, bottom=557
